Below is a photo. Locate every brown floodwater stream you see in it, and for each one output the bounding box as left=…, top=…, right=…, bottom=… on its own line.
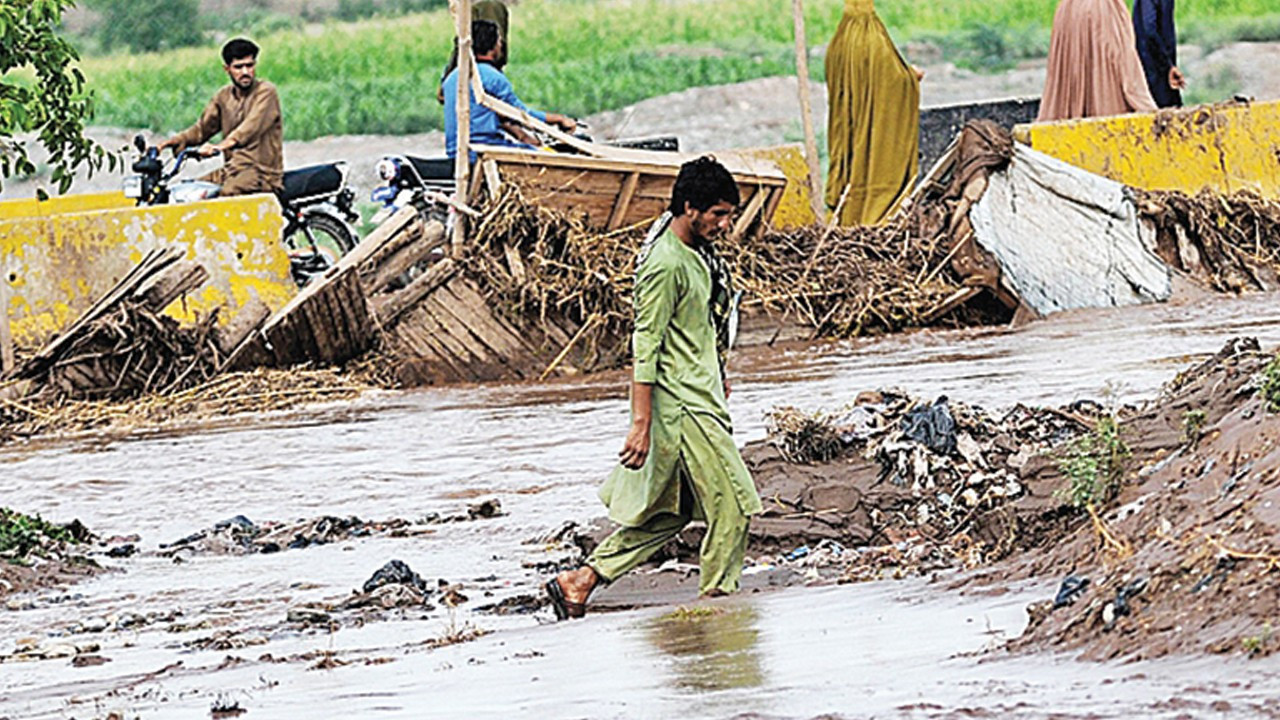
left=5, top=292, right=1280, bottom=718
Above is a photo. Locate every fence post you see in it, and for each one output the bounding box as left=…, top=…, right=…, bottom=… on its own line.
left=451, top=0, right=473, bottom=258
left=792, top=0, right=824, bottom=219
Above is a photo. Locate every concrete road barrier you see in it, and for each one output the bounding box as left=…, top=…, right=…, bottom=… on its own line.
left=0, top=193, right=296, bottom=349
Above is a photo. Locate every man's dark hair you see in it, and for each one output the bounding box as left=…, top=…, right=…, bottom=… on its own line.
left=222, top=38, right=259, bottom=65
left=472, top=20, right=500, bottom=57
left=669, top=155, right=740, bottom=215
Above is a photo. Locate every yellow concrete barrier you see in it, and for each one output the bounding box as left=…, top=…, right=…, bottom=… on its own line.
left=1014, top=100, right=1280, bottom=199
left=723, top=144, right=821, bottom=228
left=0, top=191, right=135, bottom=221
left=0, top=194, right=296, bottom=349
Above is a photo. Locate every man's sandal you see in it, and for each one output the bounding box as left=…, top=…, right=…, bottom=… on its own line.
left=544, top=578, right=587, bottom=621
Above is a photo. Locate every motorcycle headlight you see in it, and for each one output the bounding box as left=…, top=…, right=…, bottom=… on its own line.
left=376, top=157, right=401, bottom=182
left=122, top=176, right=142, bottom=199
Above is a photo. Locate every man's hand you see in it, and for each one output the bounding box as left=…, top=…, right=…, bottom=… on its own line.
left=1169, top=66, right=1187, bottom=90
left=194, top=142, right=223, bottom=158
left=913, top=65, right=925, bottom=82
left=724, top=379, right=732, bottom=400
left=619, top=419, right=651, bottom=470
left=546, top=113, right=578, bottom=133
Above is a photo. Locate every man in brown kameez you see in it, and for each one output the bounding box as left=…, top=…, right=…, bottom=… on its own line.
left=160, top=38, right=283, bottom=196
left=1037, top=0, right=1157, bottom=122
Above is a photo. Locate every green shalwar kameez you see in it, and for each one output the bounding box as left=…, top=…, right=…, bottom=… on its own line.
left=587, top=228, right=762, bottom=595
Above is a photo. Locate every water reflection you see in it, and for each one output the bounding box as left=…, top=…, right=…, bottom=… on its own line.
left=646, top=604, right=765, bottom=692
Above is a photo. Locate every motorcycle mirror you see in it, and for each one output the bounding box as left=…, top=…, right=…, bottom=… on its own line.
left=133, top=135, right=147, bottom=153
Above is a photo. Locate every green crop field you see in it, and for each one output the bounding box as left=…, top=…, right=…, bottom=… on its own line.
left=79, top=0, right=1280, bottom=140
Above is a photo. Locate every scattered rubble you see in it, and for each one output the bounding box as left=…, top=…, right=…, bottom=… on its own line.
left=158, top=503, right=500, bottom=558
left=745, top=389, right=1096, bottom=575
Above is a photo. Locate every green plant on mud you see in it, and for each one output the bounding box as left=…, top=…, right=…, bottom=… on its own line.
left=1182, top=409, right=1207, bottom=447
left=1057, top=415, right=1132, bottom=509
left=0, top=508, right=76, bottom=564
left=1242, top=622, right=1273, bottom=657
left=1261, top=355, right=1280, bottom=413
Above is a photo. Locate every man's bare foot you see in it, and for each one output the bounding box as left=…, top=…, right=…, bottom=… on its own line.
left=556, top=566, right=598, bottom=606
left=700, top=588, right=729, bottom=598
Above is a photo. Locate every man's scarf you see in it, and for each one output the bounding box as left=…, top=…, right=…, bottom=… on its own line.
left=636, top=212, right=735, bottom=369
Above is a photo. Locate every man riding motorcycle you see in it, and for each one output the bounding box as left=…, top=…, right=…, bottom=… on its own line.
left=158, top=38, right=283, bottom=197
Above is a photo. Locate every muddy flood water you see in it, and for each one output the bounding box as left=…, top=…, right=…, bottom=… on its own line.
left=6, top=292, right=1280, bottom=719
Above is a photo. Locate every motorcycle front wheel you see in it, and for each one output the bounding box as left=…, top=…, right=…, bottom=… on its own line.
left=284, top=213, right=358, bottom=286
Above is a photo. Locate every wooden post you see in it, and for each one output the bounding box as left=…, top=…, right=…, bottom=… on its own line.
left=451, top=0, right=473, bottom=258
left=792, top=0, right=824, bottom=219
left=0, top=254, right=12, bottom=375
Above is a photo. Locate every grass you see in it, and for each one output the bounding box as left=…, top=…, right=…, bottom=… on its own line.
left=0, top=507, right=77, bottom=563
left=1262, top=354, right=1280, bottom=413
left=72, top=0, right=1280, bottom=140
left=1057, top=415, right=1131, bottom=509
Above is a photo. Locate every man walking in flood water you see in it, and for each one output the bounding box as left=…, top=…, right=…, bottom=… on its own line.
left=545, top=156, right=762, bottom=620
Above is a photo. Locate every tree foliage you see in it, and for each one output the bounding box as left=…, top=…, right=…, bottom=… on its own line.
left=87, top=0, right=202, bottom=54
left=1, top=0, right=112, bottom=194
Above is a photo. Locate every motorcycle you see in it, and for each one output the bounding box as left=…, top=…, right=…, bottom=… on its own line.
left=123, top=135, right=360, bottom=286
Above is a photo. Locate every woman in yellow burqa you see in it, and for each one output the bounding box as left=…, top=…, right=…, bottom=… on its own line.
left=825, top=0, right=920, bottom=226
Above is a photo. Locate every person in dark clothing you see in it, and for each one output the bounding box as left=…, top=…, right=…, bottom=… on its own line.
left=1133, top=0, right=1186, bottom=108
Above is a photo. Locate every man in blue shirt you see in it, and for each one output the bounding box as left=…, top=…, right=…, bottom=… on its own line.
left=442, top=20, right=576, bottom=159
left=1133, top=0, right=1185, bottom=108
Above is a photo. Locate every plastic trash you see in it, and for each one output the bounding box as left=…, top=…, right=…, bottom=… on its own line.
left=901, top=396, right=957, bottom=455
left=1052, top=574, right=1090, bottom=608
left=363, top=559, right=431, bottom=594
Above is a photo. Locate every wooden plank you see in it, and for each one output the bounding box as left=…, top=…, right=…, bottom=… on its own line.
left=498, top=165, right=627, bottom=197
left=1, top=255, right=13, bottom=375
left=482, top=159, right=503, bottom=196
left=371, top=259, right=458, bottom=327
left=309, top=283, right=345, bottom=364
left=414, top=298, right=489, bottom=380
left=133, top=260, right=208, bottom=312
left=756, top=186, right=785, bottom=239
left=365, top=222, right=448, bottom=294
left=342, top=204, right=419, bottom=273
left=438, top=279, right=542, bottom=364
left=730, top=184, right=770, bottom=243
left=430, top=284, right=521, bottom=361
left=924, top=287, right=983, bottom=323
left=423, top=292, right=518, bottom=381
left=606, top=172, right=641, bottom=231
left=791, top=0, right=825, bottom=219
left=389, top=313, right=468, bottom=383
left=452, top=0, right=473, bottom=258
left=478, top=145, right=789, bottom=183
left=357, top=217, right=425, bottom=282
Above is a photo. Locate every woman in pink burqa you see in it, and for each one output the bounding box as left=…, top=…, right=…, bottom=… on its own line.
left=1037, top=0, right=1157, bottom=122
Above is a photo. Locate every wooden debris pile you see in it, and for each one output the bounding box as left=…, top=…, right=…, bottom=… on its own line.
left=9, top=248, right=219, bottom=402
left=464, top=129, right=1018, bottom=372
left=1137, top=189, right=1280, bottom=293
left=467, top=184, right=640, bottom=369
